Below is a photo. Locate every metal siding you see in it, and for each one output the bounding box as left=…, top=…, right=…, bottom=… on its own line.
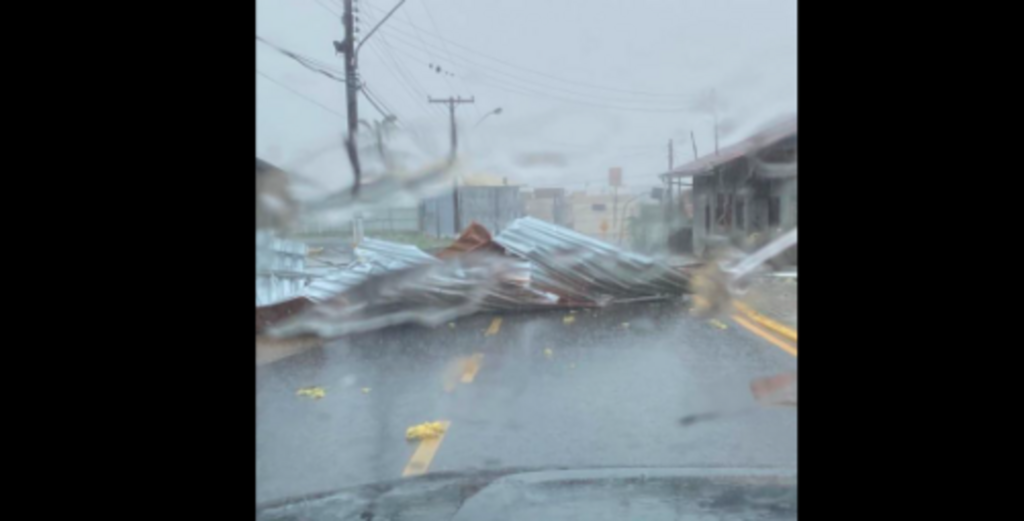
left=256, top=231, right=308, bottom=306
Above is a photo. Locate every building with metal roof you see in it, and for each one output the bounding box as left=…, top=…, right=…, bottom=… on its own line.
left=657, top=117, right=797, bottom=259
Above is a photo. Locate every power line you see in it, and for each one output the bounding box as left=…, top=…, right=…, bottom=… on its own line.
left=363, top=26, right=695, bottom=110
left=400, top=1, right=456, bottom=95
left=311, top=0, right=341, bottom=16
left=362, top=83, right=400, bottom=120
left=257, top=69, right=346, bottom=119
left=362, top=2, right=694, bottom=100
left=400, top=47, right=691, bottom=112
left=361, top=7, right=446, bottom=118
left=364, top=39, right=438, bottom=120
left=416, top=0, right=480, bottom=117
left=361, top=83, right=396, bottom=119
left=256, top=35, right=350, bottom=84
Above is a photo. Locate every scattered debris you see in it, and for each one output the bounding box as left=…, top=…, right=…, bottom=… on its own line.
left=751, top=373, right=796, bottom=406
left=296, top=386, right=326, bottom=400
left=621, top=322, right=630, bottom=329
left=406, top=421, right=447, bottom=441
left=361, top=387, right=371, bottom=394
left=493, top=217, right=691, bottom=305
left=678, top=411, right=724, bottom=427
left=544, top=348, right=554, bottom=359
left=708, top=319, right=728, bottom=330
left=563, top=315, right=576, bottom=325
left=268, top=217, right=697, bottom=340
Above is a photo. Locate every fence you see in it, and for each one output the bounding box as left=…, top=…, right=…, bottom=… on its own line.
left=422, top=186, right=523, bottom=237
left=297, top=207, right=419, bottom=236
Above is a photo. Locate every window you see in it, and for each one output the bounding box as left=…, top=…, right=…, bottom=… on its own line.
left=768, top=197, right=781, bottom=227
left=592, top=203, right=607, bottom=211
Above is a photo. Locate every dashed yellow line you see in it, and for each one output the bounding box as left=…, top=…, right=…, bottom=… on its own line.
left=484, top=317, right=503, bottom=336
left=731, top=314, right=798, bottom=357
left=410, top=317, right=500, bottom=479
left=402, top=420, right=451, bottom=477
left=733, top=301, right=797, bottom=342
left=460, top=353, right=483, bottom=383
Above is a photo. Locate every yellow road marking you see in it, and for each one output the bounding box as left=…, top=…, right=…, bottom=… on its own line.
left=731, top=315, right=798, bottom=357
left=733, top=301, right=797, bottom=342
left=484, top=317, right=502, bottom=336
left=460, top=353, right=483, bottom=383
left=402, top=420, right=451, bottom=477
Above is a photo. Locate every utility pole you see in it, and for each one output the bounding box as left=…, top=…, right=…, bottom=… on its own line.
left=690, top=130, right=699, bottom=159
left=335, top=0, right=407, bottom=195
left=668, top=139, right=674, bottom=170
left=429, top=96, right=475, bottom=161
left=340, top=0, right=361, bottom=194
left=429, top=95, right=475, bottom=233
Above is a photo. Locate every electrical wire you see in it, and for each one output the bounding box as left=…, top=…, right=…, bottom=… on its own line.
left=415, top=0, right=479, bottom=117
left=311, top=0, right=341, bottom=17
left=256, top=35, right=349, bottom=85
left=257, top=69, right=346, bottom=119
left=362, top=2, right=694, bottom=100
left=361, top=7, right=446, bottom=118
left=362, top=27, right=695, bottom=111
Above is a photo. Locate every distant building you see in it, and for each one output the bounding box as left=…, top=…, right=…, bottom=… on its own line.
left=568, top=190, right=643, bottom=243
left=658, top=118, right=797, bottom=261
left=522, top=188, right=572, bottom=228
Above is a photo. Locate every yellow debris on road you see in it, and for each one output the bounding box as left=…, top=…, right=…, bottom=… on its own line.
left=406, top=421, right=447, bottom=441
left=296, top=386, right=326, bottom=400
left=708, top=319, right=728, bottom=330
left=563, top=315, right=575, bottom=325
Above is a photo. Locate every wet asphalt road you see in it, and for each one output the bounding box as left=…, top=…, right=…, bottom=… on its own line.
left=256, top=301, right=797, bottom=504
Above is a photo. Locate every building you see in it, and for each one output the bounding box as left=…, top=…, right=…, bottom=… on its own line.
left=522, top=188, right=572, bottom=228
left=658, top=118, right=797, bottom=261
left=568, top=190, right=643, bottom=243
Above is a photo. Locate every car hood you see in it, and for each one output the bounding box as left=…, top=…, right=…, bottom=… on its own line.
left=257, top=466, right=796, bottom=521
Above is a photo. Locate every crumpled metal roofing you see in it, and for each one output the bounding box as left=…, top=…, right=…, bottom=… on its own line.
left=270, top=251, right=542, bottom=338
left=256, top=231, right=309, bottom=307
left=302, top=238, right=440, bottom=303
left=493, top=217, right=690, bottom=304
left=268, top=219, right=691, bottom=339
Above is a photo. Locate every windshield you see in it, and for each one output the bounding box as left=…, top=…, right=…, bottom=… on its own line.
left=257, top=0, right=797, bottom=517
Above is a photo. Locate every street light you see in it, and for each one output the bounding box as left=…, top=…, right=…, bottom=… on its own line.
left=474, top=107, right=503, bottom=128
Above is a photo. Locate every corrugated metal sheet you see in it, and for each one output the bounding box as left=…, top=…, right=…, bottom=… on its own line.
left=302, top=238, right=439, bottom=303
left=493, top=217, right=690, bottom=304
left=256, top=231, right=309, bottom=306
left=268, top=220, right=692, bottom=339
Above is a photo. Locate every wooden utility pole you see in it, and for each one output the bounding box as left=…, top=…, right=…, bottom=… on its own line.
left=429, top=96, right=475, bottom=233
left=340, top=0, right=361, bottom=194
left=429, top=96, right=475, bottom=161
left=335, top=0, right=407, bottom=195
left=690, top=130, right=698, bottom=159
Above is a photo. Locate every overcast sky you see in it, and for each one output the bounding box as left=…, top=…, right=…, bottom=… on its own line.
left=257, top=0, right=796, bottom=194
